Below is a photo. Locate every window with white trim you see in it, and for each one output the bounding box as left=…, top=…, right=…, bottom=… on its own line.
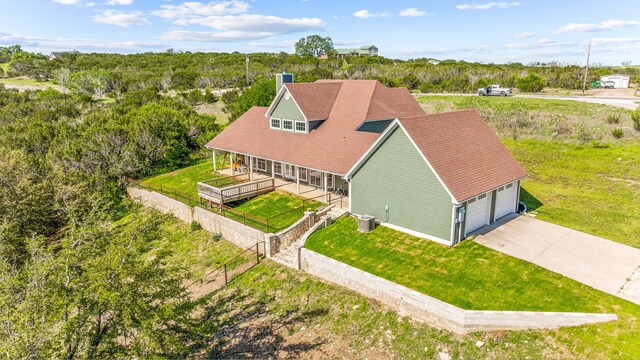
left=506, top=183, right=513, bottom=189
left=274, top=162, right=282, bottom=175
left=270, top=118, right=281, bottom=129
left=295, top=121, right=306, bottom=133
left=309, top=170, right=322, bottom=187
left=299, top=167, right=307, bottom=181
left=282, top=119, right=293, bottom=131
left=255, top=158, right=266, bottom=171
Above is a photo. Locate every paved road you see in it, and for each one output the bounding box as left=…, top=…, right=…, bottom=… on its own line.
left=516, top=94, right=640, bottom=110
left=473, top=214, right=640, bottom=305
left=417, top=93, right=639, bottom=110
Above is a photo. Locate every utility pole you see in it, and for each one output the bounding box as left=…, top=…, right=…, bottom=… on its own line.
left=582, top=38, right=591, bottom=96
left=245, top=54, right=250, bottom=87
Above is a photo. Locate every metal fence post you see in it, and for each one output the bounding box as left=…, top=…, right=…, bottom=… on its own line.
left=256, top=243, right=259, bottom=264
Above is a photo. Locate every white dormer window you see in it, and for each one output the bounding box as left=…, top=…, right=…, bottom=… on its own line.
left=282, top=119, right=293, bottom=131
left=270, top=118, right=281, bottom=129
left=295, top=121, right=306, bottom=133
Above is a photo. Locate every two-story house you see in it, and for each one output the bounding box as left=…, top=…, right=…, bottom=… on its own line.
left=205, top=74, right=526, bottom=245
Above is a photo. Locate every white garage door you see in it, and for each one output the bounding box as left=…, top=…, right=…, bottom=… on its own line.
left=495, top=182, right=517, bottom=220
left=465, top=193, right=489, bottom=235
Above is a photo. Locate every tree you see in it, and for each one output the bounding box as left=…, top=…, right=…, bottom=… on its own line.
left=516, top=73, right=546, bottom=92
left=295, top=35, right=334, bottom=58
left=69, top=69, right=112, bottom=99
left=0, top=211, right=195, bottom=358
left=53, top=67, right=70, bottom=93
left=223, top=77, right=276, bottom=122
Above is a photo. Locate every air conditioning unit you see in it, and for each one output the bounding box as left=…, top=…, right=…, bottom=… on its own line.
left=357, top=215, right=376, bottom=233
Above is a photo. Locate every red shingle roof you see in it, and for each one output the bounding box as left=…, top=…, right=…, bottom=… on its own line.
left=397, top=110, right=527, bottom=202
left=207, top=80, right=425, bottom=174
left=283, top=83, right=341, bottom=120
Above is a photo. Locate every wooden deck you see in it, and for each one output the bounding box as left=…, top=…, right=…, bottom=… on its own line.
left=198, top=175, right=275, bottom=205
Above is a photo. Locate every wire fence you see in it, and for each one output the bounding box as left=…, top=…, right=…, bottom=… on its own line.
left=186, top=241, right=265, bottom=290
left=124, top=177, right=336, bottom=233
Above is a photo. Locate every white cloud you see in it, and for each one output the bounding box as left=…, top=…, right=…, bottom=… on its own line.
left=92, top=10, right=152, bottom=27
left=456, top=2, right=519, bottom=10
left=152, top=1, right=249, bottom=19
left=353, top=9, right=389, bottom=19
left=0, top=32, right=167, bottom=52
left=333, top=40, right=364, bottom=46
left=248, top=40, right=295, bottom=48
left=514, top=32, right=534, bottom=39
left=160, top=30, right=273, bottom=42
left=591, top=37, right=640, bottom=45
left=52, top=0, right=82, bottom=4
left=537, top=38, right=556, bottom=44
left=399, top=8, right=427, bottom=17
left=173, top=14, right=325, bottom=33
left=105, top=0, right=133, bottom=5
left=553, top=19, right=640, bottom=34
left=86, top=2, right=96, bottom=6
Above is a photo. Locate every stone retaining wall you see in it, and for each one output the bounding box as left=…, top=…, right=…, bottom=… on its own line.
left=127, top=187, right=193, bottom=223
left=127, top=186, right=264, bottom=251
left=193, top=206, right=265, bottom=250
left=299, top=248, right=618, bottom=335
left=265, top=205, right=334, bottom=256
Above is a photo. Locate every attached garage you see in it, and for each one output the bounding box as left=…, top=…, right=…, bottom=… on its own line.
left=465, top=192, right=491, bottom=236
left=494, top=182, right=518, bottom=220
left=346, top=110, right=528, bottom=246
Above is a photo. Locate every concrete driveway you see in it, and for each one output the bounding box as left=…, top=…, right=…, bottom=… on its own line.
left=473, top=214, right=640, bottom=305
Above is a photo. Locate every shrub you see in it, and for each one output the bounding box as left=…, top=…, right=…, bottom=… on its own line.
left=611, top=128, right=624, bottom=139
left=516, top=73, right=546, bottom=92
left=631, top=109, right=640, bottom=132
left=606, top=114, right=620, bottom=124
left=190, top=220, right=201, bottom=231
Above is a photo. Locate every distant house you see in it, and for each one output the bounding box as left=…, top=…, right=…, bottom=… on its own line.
left=203, top=74, right=526, bottom=246
left=48, top=51, right=79, bottom=61
left=600, top=74, right=631, bottom=89
left=322, top=45, right=379, bottom=59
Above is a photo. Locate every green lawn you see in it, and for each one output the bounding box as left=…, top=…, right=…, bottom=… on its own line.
left=305, top=216, right=640, bottom=358
left=506, top=139, right=640, bottom=247
left=142, top=161, right=221, bottom=198
left=231, top=192, right=321, bottom=232
left=141, top=162, right=322, bottom=232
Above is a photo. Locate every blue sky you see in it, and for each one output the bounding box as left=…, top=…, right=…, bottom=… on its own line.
left=1, top=0, right=639, bottom=64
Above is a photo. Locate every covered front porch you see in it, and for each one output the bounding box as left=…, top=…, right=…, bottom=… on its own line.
left=211, top=150, right=349, bottom=210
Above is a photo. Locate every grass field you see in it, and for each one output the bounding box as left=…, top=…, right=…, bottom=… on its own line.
left=0, top=76, right=57, bottom=87
left=417, top=95, right=637, bottom=141
left=506, top=139, right=640, bottom=247
left=305, top=216, right=640, bottom=358
left=231, top=192, right=321, bottom=232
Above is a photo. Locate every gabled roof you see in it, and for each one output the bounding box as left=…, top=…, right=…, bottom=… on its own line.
left=284, top=83, right=342, bottom=121
left=396, top=110, right=527, bottom=202
left=207, top=80, right=425, bottom=174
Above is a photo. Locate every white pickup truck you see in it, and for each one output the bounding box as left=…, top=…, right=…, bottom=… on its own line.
left=477, top=84, right=512, bottom=96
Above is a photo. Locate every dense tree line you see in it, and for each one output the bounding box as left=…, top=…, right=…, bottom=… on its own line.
left=1, top=45, right=638, bottom=96
left=0, top=85, right=220, bottom=357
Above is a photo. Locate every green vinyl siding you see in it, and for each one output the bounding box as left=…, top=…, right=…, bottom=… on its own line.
left=271, top=92, right=305, bottom=121
left=351, top=126, right=453, bottom=242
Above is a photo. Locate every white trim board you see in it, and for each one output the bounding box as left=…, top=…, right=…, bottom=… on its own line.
left=264, top=84, right=309, bottom=122
left=381, top=222, right=452, bottom=246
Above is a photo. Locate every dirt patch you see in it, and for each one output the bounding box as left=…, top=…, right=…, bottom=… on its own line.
left=591, top=88, right=637, bottom=98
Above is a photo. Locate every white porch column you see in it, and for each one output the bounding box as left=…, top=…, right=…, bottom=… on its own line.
left=212, top=150, right=217, bottom=172
left=323, top=172, right=328, bottom=202
left=271, top=161, right=275, bottom=179
left=296, top=166, right=300, bottom=194
left=231, top=152, right=235, bottom=175
left=249, top=155, right=253, bottom=180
